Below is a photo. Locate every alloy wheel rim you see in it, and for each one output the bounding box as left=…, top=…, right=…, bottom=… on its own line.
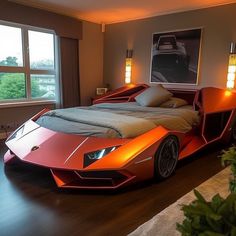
left=158, top=137, right=178, bottom=178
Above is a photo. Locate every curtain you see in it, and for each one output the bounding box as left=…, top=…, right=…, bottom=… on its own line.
left=60, top=37, right=80, bottom=108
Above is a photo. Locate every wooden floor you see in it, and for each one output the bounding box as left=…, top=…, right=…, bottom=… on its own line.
left=0, top=140, right=228, bottom=236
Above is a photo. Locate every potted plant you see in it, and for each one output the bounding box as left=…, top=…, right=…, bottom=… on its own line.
left=177, top=146, right=236, bottom=236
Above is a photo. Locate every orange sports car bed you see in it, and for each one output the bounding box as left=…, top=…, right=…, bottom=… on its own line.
left=4, top=84, right=236, bottom=189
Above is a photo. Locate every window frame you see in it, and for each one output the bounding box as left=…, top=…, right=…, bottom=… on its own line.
left=0, top=20, right=59, bottom=105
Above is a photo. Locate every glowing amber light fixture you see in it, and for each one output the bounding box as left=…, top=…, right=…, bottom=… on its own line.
left=227, top=43, right=236, bottom=89
left=125, top=50, right=133, bottom=84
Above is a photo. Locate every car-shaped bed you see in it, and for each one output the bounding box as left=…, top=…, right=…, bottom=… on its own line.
left=4, top=84, right=236, bottom=189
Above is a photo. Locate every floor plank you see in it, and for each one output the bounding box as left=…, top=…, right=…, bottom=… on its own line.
left=0, top=140, right=227, bottom=236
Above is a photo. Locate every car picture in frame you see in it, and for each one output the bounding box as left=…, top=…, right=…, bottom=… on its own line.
left=150, top=28, right=202, bottom=85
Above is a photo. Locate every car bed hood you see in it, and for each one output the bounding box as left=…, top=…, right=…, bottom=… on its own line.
left=6, top=120, right=128, bottom=170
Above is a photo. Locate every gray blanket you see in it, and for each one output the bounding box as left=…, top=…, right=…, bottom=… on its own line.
left=43, top=108, right=156, bottom=138
left=91, top=103, right=199, bottom=131
left=36, top=102, right=199, bottom=138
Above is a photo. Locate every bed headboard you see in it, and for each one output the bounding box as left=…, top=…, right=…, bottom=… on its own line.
left=168, top=89, right=198, bottom=105
left=93, top=84, right=148, bottom=104
left=93, top=84, right=198, bottom=105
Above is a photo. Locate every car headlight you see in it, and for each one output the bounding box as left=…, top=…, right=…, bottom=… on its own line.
left=84, top=146, right=119, bottom=167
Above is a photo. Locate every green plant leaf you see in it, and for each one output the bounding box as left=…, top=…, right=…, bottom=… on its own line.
left=231, top=226, right=236, bottom=236
left=211, top=194, right=224, bottom=212
left=199, top=231, right=225, bottom=236
left=221, top=146, right=236, bottom=168
left=191, top=216, right=201, bottom=230
left=230, top=180, right=236, bottom=193
left=225, top=193, right=236, bottom=207
left=182, top=204, right=207, bottom=217
left=176, top=219, right=193, bottom=235
left=194, top=189, right=206, bottom=203
left=177, top=146, right=236, bottom=236
left=206, top=215, right=222, bottom=232
left=195, top=202, right=217, bottom=216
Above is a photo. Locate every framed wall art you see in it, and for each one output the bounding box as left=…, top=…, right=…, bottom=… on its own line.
left=150, top=28, right=202, bottom=85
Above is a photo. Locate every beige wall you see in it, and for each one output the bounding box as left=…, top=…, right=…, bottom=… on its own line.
left=79, top=21, right=104, bottom=105
left=0, top=0, right=82, bottom=40
left=104, top=3, right=236, bottom=90
left=0, top=104, right=55, bottom=133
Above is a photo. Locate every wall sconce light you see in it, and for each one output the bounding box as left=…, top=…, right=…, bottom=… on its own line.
left=125, top=49, right=133, bottom=84
left=227, top=42, right=236, bottom=89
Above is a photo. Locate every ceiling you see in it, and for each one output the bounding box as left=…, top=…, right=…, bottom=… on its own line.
left=10, top=0, right=236, bottom=24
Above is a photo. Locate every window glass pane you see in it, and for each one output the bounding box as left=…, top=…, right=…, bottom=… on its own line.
left=0, top=25, right=23, bottom=67
left=31, top=74, right=56, bottom=99
left=0, top=73, right=26, bottom=100
left=29, top=31, right=55, bottom=70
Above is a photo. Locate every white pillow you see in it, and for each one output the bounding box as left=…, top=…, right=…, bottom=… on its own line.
left=135, top=85, right=173, bottom=107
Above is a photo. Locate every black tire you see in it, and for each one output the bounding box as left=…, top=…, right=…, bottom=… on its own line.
left=154, top=135, right=179, bottom=180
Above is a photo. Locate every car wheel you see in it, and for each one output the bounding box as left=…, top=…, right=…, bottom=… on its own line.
left=154, top=135, right=179, bottom=180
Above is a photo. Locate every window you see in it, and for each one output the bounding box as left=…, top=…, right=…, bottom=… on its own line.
left=0, top=21, right=59, bottom=103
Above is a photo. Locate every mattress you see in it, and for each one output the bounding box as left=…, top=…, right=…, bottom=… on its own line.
left=36, top=102, right=199, bottom=138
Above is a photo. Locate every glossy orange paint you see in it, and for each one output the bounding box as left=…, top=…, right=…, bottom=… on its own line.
left=4, top=85, right=236, bottom=189
left=5, top=121, right=129, bottom=170
left=86, top=126, right=182, bottom=170
left=50, top=169, right=136, bottom=189
left=200, top=87, right=236, bottom=113
left=179, top=87, right=236, bottom=159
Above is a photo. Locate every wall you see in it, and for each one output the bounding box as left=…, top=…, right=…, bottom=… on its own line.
left=104, top=3, right=236, bottom=90
left=79, top=21, right=104, bottom=105
left=0, top=0, right=82, bottom=39
left=0, top=104, right=55, bottom=125
left=0, top=103, right=55, bottom=138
